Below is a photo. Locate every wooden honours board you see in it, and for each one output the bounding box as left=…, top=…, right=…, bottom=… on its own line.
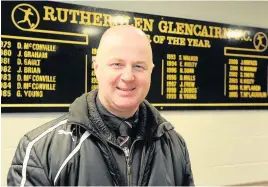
left=1, top=1, right=268, bottom=112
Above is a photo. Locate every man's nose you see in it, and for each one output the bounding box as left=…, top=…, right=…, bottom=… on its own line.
left=121, top=66, right=134, bottom=82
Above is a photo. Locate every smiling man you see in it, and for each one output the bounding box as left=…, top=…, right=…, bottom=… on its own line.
left=95, top=26, right=154, bottom=118
left=8, top=25, right=194, bottom=186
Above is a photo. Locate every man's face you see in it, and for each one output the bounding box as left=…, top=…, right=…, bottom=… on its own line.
left=95, top=35, right=153, bottom=114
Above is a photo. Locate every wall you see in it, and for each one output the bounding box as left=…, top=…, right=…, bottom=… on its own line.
left=2, top=1, right=268, bottom=185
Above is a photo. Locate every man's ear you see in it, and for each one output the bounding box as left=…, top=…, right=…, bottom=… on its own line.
left=93, top=56, right=100, bottom=80
left=92, top=56, right=98, bottom=71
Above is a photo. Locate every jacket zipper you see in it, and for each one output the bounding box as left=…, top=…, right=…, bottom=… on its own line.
left=82, top=130, right=140, bottom=186
left=123, top=147, right=131, bottom=186
left=122, top=139, right=140, bottom=186
left=71, top=122, right=144, bottom=185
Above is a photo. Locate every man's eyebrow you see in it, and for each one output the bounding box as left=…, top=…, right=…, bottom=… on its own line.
left=135, top=61, right=146, bottom=64
left=107, top=57, right=124, bottom=62
left=107, top=57, right=147, bottom=64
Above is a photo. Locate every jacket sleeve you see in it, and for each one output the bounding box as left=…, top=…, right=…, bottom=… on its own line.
left=170, top=130, right=195, bottom=186
left=183, top=140, right=195, bottom=186
left=7, top=135, right=52, bottom=186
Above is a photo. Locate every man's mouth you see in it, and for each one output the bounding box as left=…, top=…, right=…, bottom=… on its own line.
left=116, top=87, right=135, bottom=91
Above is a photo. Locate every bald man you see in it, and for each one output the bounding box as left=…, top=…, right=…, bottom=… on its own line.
left=8, top=25, right=194, bottom=186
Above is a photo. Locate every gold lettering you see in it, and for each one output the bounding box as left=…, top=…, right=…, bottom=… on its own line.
left=158, top=20, right=168, bottom=33
left=183, top=55, right=198, bottom=61
left=134, top=17, right=154, bottom=32
left=24, top=91, right=43, bottom=97
left=24, top=67, right=41, bottom=74
left=69, top=9, right=80, bottom=23
left=56, top=8, right=68, bottom=23
left=43, top=6, right=57, bottom=21
left=92, top=12, right=103, bottom=26
left=79, top=10, right=92, bottom=25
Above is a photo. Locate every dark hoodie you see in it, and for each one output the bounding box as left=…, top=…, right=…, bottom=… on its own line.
left=7, top=90, right=194, bottom=186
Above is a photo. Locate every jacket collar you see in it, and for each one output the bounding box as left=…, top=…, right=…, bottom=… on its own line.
left=95, top=95, right=139, bottom=131
left=67, top=90, right=174, bottom=141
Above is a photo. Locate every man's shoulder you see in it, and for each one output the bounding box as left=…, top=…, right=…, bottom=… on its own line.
left=167, top=128, right=187, bottom=146
left=142, top=100, right=167, bottom=124
left=142, top=100, right=186, bottom=143
left=25, top=114, right=69, bottom=141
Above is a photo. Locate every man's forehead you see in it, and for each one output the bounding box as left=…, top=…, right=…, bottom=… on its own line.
left=101, top=25, right=146, bottom=40
left=104, top=45, right=151, bottom=59
left=99, top=27, right=151, bottom=50
left=107, top=56, right=148, bottom=64
left=96, top=26, right=153, bottom=64
left=102, top=35, right=148, bottom=48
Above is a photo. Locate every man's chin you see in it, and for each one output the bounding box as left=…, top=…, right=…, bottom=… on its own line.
left=114, top=101, right=139, bottom=110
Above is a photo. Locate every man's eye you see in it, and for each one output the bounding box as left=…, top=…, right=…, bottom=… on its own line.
left=111, top=63, right=122, bottom=67
left=134, top=64, right=145, bottom=70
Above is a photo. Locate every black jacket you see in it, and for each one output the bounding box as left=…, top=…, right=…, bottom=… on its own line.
left=7, top=90, right=194, bottom=186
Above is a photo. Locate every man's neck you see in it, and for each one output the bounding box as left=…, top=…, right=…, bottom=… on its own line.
left=97, top=95, right=138, bottom=119
left=109, top=108, right=137, bottom=119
